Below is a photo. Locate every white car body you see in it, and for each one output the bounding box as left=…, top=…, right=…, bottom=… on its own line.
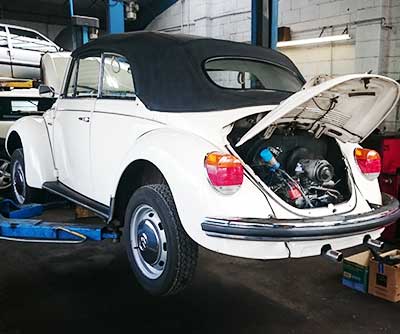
left=0, top=23, right=60, bottom=80
left=40, top=52, right=71, bottom=95
left=5, top=33, right=400, bottom=262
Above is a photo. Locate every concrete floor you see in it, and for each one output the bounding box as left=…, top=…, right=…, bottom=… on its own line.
left=0, top=209, right=398, bottom=333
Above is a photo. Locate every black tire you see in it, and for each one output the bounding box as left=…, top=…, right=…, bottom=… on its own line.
left=0, top=147, right=11, bottom=197
left=123, top=184, right=198, bottom=296
left=10, top=148, right=44, bottom=205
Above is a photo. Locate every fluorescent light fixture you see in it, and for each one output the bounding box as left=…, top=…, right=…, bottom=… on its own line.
left=277, top=34, right=351, bottom=48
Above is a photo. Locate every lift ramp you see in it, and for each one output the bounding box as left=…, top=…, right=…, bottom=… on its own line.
left=0, top=200, right=119, bottom=244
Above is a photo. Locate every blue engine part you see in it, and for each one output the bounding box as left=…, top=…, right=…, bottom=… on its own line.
left=260, top=148, right=280, bottom=172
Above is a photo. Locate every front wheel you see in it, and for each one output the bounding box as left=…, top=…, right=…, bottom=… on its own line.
left=10, top=148, right=43, bottom=205
left=124, top=184, right=198, bottom=296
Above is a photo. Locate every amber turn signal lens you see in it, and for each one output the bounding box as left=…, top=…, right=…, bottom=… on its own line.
left=205, top=152, right=244, bottom=194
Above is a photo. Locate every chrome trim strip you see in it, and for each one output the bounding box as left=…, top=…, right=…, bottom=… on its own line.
left=202, top=193, right=400, bottom=241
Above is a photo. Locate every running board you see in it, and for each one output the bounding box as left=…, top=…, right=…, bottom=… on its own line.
left=42, top=182, right=110, bottom=220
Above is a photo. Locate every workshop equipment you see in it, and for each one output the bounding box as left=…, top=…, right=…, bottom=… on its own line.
left=0, top=200, right=119, bottom=243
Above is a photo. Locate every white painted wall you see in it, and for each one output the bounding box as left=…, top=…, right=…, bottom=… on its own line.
left=148, top=0, right=400, bottom=131
left=278, top=0, right=400, bottom=131
left=146, top=0, right=252, bottom=42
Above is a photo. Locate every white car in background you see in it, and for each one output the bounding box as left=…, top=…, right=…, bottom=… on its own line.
left=5, top=32, right=400, bottom=296
left=0, top=23, right=60, bottom=80
left=0, top=51, right=68, bottom=193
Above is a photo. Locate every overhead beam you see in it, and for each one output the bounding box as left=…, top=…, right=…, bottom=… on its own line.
left=0, top=0, right=107, bottom=29
left=0, top=0, right=69, bottom=26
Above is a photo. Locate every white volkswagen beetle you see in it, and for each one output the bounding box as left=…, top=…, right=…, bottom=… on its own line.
left=5, top=32, right=400, bottom=296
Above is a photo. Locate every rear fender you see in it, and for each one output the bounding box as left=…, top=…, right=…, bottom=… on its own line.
left=6, top=116, right=56, bottom=188
left=111, top=128, right=273, bottom=252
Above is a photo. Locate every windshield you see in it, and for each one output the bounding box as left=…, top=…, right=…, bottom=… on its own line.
left=204, top=58, right=303, bottom=93
left=0, top=97, right=55, bottom=120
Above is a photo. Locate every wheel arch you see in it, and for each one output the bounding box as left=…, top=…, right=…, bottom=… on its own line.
left=5, top=117, right=57, bottom=188
left=6, top=130, right=22, bottom=156
left=113, top=159, right=167, bottom=222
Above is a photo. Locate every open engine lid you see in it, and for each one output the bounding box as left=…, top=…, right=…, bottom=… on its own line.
left=236, top=74, right=400, bottom=147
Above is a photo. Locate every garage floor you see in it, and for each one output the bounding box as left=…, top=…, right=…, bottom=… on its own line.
left=0, top=209, right=398, bottom=334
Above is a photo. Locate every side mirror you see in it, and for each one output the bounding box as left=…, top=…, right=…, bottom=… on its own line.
left=39, top=85, right=55, bottom=98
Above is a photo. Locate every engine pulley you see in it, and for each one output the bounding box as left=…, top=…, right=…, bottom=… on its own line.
left=299, top=159, right=334, bottom=183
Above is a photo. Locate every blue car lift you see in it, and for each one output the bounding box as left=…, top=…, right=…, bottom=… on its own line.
left=0, top=200, right=119, bottom=244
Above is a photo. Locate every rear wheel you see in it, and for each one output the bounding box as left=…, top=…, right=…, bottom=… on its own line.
left=124, top=184, right=198, bottom=296
left=10, top=149, right=43, bottom=205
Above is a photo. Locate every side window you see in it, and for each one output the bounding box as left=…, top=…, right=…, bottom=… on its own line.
left=8, top=27, right=46, bottom=41
left=0, top=27, right=7, bottom=47
left=8, top=27, right=57, bottom=52
left=101, top=54, right=135, bottom=99
left=65, top=56, right=101, bottom=98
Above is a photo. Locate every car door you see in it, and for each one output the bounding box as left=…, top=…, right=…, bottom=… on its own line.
left=53, top=54, right=101, bottom=197
left=90, top=53, right=160, bottom=205
left=7, top=27, right=58, bottom=79
left=0, top=26, right=11, bottom=77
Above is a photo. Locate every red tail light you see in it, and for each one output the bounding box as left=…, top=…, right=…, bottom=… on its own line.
left=354, top=148, right=381, bottom=181
left=205, top=152, right=244, bottom=194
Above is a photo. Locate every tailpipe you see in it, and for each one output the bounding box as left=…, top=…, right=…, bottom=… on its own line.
left=363, top=235, right=384, bottom=250
left=321, top=245, right=343, bottom=262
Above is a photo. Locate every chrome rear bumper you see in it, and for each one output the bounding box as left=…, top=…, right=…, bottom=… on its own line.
left=201, top=193, right=400, bottom=241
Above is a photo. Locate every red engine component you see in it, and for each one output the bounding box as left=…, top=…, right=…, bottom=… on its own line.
left=288, top=186, right=302, bottom=200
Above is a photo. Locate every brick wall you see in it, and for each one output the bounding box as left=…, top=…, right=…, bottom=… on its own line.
left=279, top=0, right=400, bottom=130
left=147, top=0, right=400, bottom=130
left=146, top=0, right=251, bottom=42
left=147, top=1, right=398, bottom=79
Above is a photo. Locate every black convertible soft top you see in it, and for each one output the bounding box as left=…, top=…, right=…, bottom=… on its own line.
left=72, top=32, right=305, bottom=112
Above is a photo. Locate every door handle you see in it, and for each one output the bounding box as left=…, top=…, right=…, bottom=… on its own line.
left=78, top=116, right=90, bottom=123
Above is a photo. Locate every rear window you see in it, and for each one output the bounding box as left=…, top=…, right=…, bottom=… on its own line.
left=204, top=58, right=303, bottom=93
left=0, top=97, right=55, bottom=120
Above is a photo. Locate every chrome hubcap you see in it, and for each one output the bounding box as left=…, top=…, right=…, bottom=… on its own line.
left=12, top=160, right=26, bottom=204
left=130, top=204, right=167, bottom=279
left=0, top=159, right=11, bottom=190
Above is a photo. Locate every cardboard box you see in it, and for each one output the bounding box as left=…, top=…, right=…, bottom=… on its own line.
left=75, top=206, right=97, bottom=219
left=342, top=251, right=371, bottom=293
left=368, top=249, right=400, bottom=302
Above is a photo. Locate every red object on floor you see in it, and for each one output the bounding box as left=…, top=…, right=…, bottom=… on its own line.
left=365, top=135, right=400, bottom=241
left=381, top=138, right=400, bottom=175
left=379, top=174, right=400, bottom=241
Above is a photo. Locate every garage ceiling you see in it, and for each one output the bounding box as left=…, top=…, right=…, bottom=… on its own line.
left=0, top=0, right=107, bottom=27
left=0, top=0, right=177, bottom=31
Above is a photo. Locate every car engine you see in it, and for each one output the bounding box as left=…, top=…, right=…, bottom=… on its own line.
left=254, top=146, right=343, bottom=208
left=228, top=117, right=351, bottom=209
